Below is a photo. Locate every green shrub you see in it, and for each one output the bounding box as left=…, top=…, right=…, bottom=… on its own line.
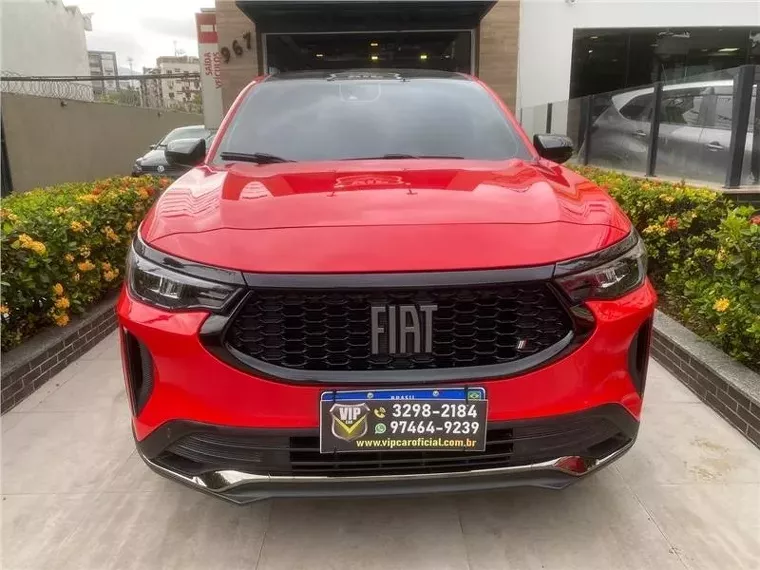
left=571, top=165, right=729, bottom=283
left=672, top=208, right=760, bottom=365
left=572, top=166, right=760, bottom=370
left=1, top=176, right=170, bottom=350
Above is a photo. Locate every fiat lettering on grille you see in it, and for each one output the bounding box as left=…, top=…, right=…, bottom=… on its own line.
left=370, top=304, right=437, bottom=355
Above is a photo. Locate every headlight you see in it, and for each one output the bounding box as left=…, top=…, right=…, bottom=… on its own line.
left=555, top=232, right=647, bottom=302
left=127, top=244, right=241, bottom=311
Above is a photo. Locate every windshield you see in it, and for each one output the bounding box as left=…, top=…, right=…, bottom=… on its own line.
left=213, top=77, right=531, bottom=163
left=158, top=127, right=210, bottom=147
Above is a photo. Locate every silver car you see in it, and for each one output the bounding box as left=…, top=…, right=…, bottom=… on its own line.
left=585, top=80, right=757, bottom=184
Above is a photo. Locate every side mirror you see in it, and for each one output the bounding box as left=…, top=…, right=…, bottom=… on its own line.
left=165, top=138, right=206, bottom=167
left=149, top=144, right=157, bottom=150
left=533, top=134, right=574, bottom=164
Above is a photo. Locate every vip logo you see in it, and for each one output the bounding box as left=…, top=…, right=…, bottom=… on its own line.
left=329, top=403, right=370, bottom=442
left=371, top=304, right=437, bottom=355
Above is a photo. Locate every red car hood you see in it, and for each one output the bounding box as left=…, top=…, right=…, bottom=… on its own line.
left=141, top=159, right=631, bottom=273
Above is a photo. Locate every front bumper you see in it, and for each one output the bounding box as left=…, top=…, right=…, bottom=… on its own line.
left=139, top=441, right=633, bottom=504
left=136, top=403, right=639, bottom=503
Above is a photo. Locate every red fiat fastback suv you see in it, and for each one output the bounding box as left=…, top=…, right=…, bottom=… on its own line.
left=118, top=70, right=655, bottom=504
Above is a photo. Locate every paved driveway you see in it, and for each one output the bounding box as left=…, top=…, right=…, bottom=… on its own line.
left=2, top=332, right=759, bottom=570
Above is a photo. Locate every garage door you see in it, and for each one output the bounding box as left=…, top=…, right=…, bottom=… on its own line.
left=264, top=31, right=474, bottom=73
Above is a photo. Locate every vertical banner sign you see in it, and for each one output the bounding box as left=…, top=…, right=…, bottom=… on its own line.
left=195, top=11, right=223, bottom=129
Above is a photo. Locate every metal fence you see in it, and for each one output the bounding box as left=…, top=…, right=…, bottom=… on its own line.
left=1, top=71, right=203, bottom=113
left=519, top=64, right=760, bottom=189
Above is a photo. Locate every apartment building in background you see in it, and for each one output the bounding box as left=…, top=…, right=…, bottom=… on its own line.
left=0, top=0, right=93, bottom=100
left=88, top=50, right=120, bottom=96
left=0, top=0, right=92, bottom=77
left=139, top=67, right=164, bottom=108
left=155, top=55, right=202, bottom=111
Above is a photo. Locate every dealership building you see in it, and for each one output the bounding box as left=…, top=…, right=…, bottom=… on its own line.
left=204, top=1, right=760, bottom=120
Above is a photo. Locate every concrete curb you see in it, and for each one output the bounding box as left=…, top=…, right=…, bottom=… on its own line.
left=1, top=292, right=119, bottom=414
left=651, top=309, right=760, bottom=448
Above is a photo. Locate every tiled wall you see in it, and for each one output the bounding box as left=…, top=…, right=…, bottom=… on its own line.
left=478, top=1, right=520, bottom=111
left=652, top=317, right=760, bottom=449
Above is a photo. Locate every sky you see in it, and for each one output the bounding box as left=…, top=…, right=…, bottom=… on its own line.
left=75, top=0, right=215, bottom=72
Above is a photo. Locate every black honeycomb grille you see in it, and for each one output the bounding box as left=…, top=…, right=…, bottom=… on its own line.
left=225, top=283, right=573, bottom=371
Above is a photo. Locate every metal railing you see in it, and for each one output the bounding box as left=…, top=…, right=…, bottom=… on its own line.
left=519, top=64, right=760, bottom=189
left=1, top=71, right=203, bottom=113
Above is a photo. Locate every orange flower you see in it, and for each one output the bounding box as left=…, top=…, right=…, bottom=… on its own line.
left=54, top=297, right=70, bottom=310
left=29, top=241, right=46, bottom=255
left=1, top=208, right=19, bottom=222
left=54, top=313, right=70, bottom=327
left=104, top=226, right=120, bottom=243
left=52, top=283, right=64, bottom=296
left=70, top=221, right=85, bottom=233
left=77, top=194, right=99, bottom=204
left=77, top=260, right=95, bottom=272
left=751, top=214, right=760, bottom=225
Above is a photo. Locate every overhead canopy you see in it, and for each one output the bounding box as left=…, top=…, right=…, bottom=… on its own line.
left=236, top=1, right=496, bottom=33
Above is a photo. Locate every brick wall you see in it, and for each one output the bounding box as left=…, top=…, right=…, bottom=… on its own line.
left=1, top=295, right=118, bottom=413
left=216, top=0, right=259, bottom=112
left=651, top=311, right=760, bottom=449
left=478, top=0, right=520, bottom=111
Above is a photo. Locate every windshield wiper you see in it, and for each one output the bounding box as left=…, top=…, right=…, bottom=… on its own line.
left=342, top=154, right=465, bottom=160
left=220, top=151, right=294, bottom=164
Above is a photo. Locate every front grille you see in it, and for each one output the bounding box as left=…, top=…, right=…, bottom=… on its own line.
left=225, top=283, right=573, bottom=372
left=159, top=415, right=629, bottom=478
left=138, top=165, right=181, bottom=176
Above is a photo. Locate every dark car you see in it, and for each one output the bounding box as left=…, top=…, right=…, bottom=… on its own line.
left=132, top=125, right=215, bottom=178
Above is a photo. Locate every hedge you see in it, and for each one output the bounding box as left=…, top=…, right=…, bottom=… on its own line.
left=572, top=166, right=760, bottom=370
left=0, top=176, right=169, bottom=351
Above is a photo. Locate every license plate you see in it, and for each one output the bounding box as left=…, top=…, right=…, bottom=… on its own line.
left=320, top=388, right=487, bottom=453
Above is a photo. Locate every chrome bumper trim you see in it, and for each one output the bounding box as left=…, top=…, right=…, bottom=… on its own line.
left=141, top=441, right=632, bottom=496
